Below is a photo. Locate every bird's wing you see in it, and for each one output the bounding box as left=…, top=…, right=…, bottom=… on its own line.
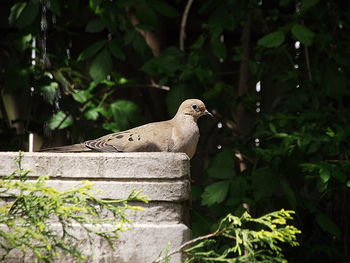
left=84, top=121, right=176, bottom=153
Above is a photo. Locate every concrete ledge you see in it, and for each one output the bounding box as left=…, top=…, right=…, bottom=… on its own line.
left=0, top=152, right=190, bottom=179
left=0, top=152, right=192, bottom=262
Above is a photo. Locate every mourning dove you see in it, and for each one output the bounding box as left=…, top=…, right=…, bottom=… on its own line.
left=41, top=99, right=213, bottom=159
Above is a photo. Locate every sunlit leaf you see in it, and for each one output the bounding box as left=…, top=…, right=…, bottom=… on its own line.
left=84, top=107, right=104, bottom=120
left=109, top=100, right=143, bottom=131
left=319, top=168, right=330, bottom=184
left=48, top=111, right=73, bottom=130
left=41, top=82, right=59, bottom=105
left=71, top=90, right=92, bottom=103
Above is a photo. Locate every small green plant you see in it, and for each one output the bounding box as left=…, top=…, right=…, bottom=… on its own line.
left=0, top=151, right=149, bottom=262
left=155, top=209, right=300, bottom=262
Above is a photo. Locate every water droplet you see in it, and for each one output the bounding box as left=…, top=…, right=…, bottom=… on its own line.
left=217, top=122, right=222, bottom=129
left=255, top=138, right=260, bottom=147
left=294, top=41, right=300, bottom=49
left=256, top=81, right=261, bottom=92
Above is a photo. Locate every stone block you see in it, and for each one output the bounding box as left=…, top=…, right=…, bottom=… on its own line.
left=0, top=152, right=191, bottom=262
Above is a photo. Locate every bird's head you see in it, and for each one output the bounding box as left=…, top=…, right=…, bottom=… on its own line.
left=176, top=99, right=213, bottom=121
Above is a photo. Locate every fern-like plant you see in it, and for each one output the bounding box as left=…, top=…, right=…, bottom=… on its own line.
left=155, top=209, right=300, bottom=262
left=0, top=151, right=149, bottom=262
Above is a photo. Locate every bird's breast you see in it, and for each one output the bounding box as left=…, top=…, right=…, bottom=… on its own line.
left=171, top=121, right=200, bottom=159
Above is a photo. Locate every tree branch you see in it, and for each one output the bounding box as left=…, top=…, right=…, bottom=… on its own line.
left=153, top=232, right=218, bottom=263
left=179, top=0, right=195, bottom=51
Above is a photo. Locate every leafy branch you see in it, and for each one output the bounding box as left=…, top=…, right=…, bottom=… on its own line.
left=0, top=152, right=149, bottom=262
left=154, top=209, right=300, bottom=262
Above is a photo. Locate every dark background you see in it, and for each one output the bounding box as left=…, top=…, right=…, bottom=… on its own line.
left=1, top=0, right=349, bottom=262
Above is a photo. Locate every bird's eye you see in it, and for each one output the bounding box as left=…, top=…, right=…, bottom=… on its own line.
left=192, top=104, right=198, bottom=110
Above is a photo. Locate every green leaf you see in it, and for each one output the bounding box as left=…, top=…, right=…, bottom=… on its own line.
left=109, top=100, right=143, bottom=131
left=229, top=176, right=249, bottom=199
left=86, top=18, right=105, bottom=32
left=141, top=47, right=183, bottom=76
left=89, top=48, right=112, bottom=82
left=201, top=181, right=230, bottom=206
left=210, top=36, right=227, bottom=59
left=208, top=5, right=235, bottom=31
left=347, top=180, right=350, bottom=187
left=149, top=0, right=179, bottom=18
left=77, top=40, right=106, bottom=61
left=9, top=2, right=27, bottom=26
left=8, top=33, right=32, bottom=51
left=326, top=127, right=335, bottom=137
left=135, top=2, right=158, bottom=30
left=281, top=180, right=297, bottom=209
left=316, top=212, right=340, bottom=237
left=71, top=89, right=92, bottom=103
left=291, top=24, right=315, bottom=46
left=319, top=168, right=330, bottom=184
left=257, top=31, right=285, bottom=48
left=41, top=82, right=59, bottom=105
left=16, top=1, right=39, bottom=29
left=300, top=0, right=320, bottom=12
left=48, top=111, right=73, bottom=130
left=203, top=82, right=224, bottom=99
left=108, top=40, right=125, bottom=60
left=84, top=107, right=104, bottom=120
left=206, top=148, right=235, bottom=179
left=269, top=123, right=277, bottom=133
left=124, top=28, right=137, bottom=45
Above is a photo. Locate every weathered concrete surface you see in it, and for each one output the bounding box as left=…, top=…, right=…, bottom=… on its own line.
left=0, top=152, right=191, bottom=262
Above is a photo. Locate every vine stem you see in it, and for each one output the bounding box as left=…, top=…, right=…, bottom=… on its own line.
left=153, top=232, right=218, bottom=263
left=179, top=0, right=195, bottom=51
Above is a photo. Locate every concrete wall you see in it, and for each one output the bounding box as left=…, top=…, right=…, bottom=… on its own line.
left=0, top=152, right=191, bottom=262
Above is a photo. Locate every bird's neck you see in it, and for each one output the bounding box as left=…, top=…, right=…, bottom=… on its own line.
left=173, top=113, right=198, bottom=123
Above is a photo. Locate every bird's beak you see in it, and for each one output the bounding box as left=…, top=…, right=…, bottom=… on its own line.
left=204, top=109, right=214, bottom=117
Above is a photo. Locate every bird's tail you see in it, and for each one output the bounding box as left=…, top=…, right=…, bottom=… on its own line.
left=39, top=143, right=92, bottom=152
